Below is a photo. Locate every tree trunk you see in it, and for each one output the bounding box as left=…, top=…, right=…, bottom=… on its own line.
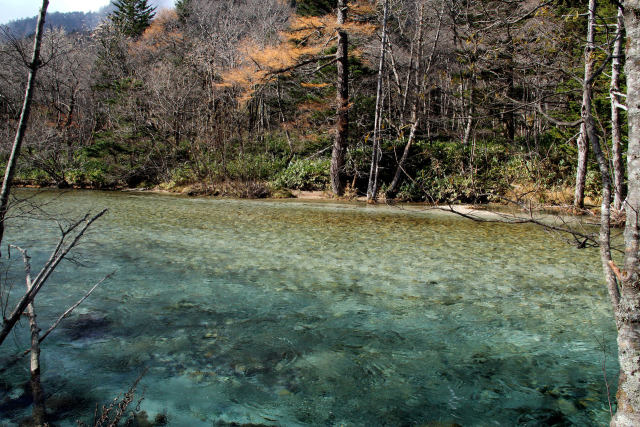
left=462, top=80, right=474, bottom=146
left=612, top=2, right=640, bottom=425
left=574, top=0, right=597, bottom=210
left=26, top=295, right=46, bottom=426
left=386, top=117, right=419, bottom=199
left=611, top=7, right=625, bottom=211
left=574, top=130, right=589, bottom=209
left=330, top=0, right=349, bottom=196
left=12, top=247, right=47, bottom=425
left=0, top=0, right=49, bottom=250
left=504, top=27, right=516, bottom=142
left=367, top=0, right=389, bottom=203
left=387, top=1, right=444, bottom=200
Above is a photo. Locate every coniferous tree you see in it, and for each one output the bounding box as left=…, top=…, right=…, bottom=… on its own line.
left=110, top=0, right=156, bottom=37
left=175, top=0, right=191, bottom=22
left=295, top=0, right=337, bottom=16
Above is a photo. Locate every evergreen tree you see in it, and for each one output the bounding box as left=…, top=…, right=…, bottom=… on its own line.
left=110, top=0, right=156, bottom=37
left=295, top=0, right=337, bottom=16
left=175, top=0, right=191, bottom=22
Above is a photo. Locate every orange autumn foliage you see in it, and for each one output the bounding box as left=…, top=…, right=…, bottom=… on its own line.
left=130, top=10, right=184, bottom=57
left=220, top=0, right=375, bottom=99
left=300, top=82, right=331, bottom=88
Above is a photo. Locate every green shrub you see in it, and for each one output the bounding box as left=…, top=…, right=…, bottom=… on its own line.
left=82, top=160, right=111, bottom=187
left=171, top=164, right=197, bottom=186
left=585, top=168, right=602, bottom=202
left=224, top=153, right=288, bottom=181
left=272, top=158, right=330, bottom=190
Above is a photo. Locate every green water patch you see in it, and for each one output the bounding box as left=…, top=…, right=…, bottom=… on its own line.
left=0, top=190, right=616, bottom=425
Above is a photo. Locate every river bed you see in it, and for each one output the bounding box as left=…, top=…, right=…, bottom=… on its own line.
left=0, top=189, right=617, bottom=425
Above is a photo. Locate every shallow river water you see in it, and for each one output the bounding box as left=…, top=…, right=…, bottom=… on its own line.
left=0, top=190, right=618, bottom=426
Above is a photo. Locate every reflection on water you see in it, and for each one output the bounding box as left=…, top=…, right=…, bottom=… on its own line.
left=0, top=190, right=616, bottom=425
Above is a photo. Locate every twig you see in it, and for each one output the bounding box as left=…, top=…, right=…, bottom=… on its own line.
left=0, top=209, right=107, bottom=346
left=38, top=271, right=115, bottom=345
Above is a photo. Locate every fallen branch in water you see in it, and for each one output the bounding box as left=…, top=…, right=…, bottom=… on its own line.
left=0, top=209, right=107, bottom=347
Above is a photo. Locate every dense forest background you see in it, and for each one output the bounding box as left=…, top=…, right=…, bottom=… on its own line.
left=0, top=0, right=625, bottom=205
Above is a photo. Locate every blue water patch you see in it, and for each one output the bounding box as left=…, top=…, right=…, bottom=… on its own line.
left=0, top=190, right=616, bottom=425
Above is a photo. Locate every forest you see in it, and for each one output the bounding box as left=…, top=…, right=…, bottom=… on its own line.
left=6, top=0, right=640, bottom=425
left=0, top=0, right=625, bottom=206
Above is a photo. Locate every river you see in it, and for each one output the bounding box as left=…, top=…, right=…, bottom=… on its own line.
left=0, top=189, right=617, bottom=425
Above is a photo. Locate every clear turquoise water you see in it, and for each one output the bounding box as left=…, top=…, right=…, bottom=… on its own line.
left=0, top=190, right=617, bottom=426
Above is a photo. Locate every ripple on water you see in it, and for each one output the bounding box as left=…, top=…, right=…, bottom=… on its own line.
left=0, top=190, right=616, bottom=426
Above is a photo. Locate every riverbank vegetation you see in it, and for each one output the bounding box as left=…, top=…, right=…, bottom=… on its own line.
left=0, top=0, right=623, bottom=206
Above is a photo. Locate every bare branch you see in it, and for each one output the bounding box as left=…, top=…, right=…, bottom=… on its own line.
left=0, top=209, right=107, bottom=347
left=38, top=271, right=114, bottom=344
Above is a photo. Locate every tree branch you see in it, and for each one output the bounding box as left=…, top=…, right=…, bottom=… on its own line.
left=0, top=209, right=107, bottom=347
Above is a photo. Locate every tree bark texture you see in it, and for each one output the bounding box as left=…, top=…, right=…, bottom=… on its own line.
left=611, top=1, right=640, bottom=425
left=330, top=0, right=349, bottom=196
left=0, top=0, right=49, bottom=250
left=574, top=128, right=589, bottom=209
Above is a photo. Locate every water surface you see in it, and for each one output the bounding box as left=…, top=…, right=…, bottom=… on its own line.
left=0, top=190, right=617, bottom=425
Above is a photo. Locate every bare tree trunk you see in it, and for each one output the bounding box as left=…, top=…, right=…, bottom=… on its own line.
left=387, top=1, right=444, bottom=200
left=330, top=0, right=349, bottom=196
left=610, top=3, right=640, bottom=424
left=276, top=77, right=293, bottom=154
left=386, top=117, right=419, bottom=199
left=26, top=282, right=46, bottom=425
left=574, top=130, right=589, bottom=209
left=367, top=0, right=389, bottom=203
left=0, top=0, right=49, bottom=249
left=462, top=80, right=474, bottom=146
left=504, top=27, right=516, bottom=142
left=611, top=7, right=625, bottom=211
left=12, top=247, right=46, bottom=425
left=574, top=0, right=596, bottom=210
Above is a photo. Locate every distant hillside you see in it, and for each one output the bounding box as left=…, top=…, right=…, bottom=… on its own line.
left=1, top=5, right=115, bottom=38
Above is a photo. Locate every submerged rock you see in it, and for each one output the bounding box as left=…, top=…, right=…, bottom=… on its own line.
left=516, top=407, right=570, bottom=426
left=0, top=384, right=31, bottom=415
left=154, top=413, right=169, bottom=425
left=46, top=391, right=91, bottom=420
left=61, top=313, right=112, bottom=341
left=212, top=422, right=271, bottom=427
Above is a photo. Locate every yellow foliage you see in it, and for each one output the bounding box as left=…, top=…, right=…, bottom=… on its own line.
left=350, top=1, right=376, bottom=15
left=131, top=9, right=183, bottom=54
left=301, top=82, right=331, bottom=88
left=342, top=21, right=376, bottom=36
left=244, top=42, right=318, bottom=72
left=220, top=0, right=374, bottom=104
left=288, top=15, right=332, bottom=33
